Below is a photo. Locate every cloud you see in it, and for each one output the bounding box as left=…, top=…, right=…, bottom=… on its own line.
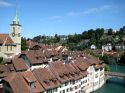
left=67, top=5, right=112, bottom=16
left=83, top=5, right=112, bottom=14
left=50, top=16, right=62, bottom=20
left=49, top=15, right=63, bottom=22
left=0, top=0, right=13, bottom=7
left=67, top=11, right=82, bottom=16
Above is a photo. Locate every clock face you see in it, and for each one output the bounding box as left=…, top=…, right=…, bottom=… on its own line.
left=12, top=33, right=15, bottom=37
left=18, top=33, right=21, bottom=37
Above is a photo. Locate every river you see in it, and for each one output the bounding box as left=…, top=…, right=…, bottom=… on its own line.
left=92, top=64, right=125, bottom=93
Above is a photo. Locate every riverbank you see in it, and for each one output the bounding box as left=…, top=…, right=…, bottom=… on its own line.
left=92, top=64, right=125, bottom=93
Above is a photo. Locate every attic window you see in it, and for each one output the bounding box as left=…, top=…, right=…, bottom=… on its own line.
left=75, top=71, right=79, bottom=75
left=36, top=57, right=39, bottom=59
left=59, top=75, right=64, bottom=79
left=71, top=73, right=75, bottom=77
left=51, top=79, right=57, bottom=84
left=29, top=81, right=36, bottom=89
left=44, top=80, right=50, bottom=85
left=0, top=71, right=4, bottom=74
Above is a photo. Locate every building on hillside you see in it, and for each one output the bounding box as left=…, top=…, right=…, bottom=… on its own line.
left=115, top=44, right=125, bottom=51
left=102, top=43, right=112, bottom=51
left=0, top=11, right=21, bottom=59
left=90, top=44, right=96, bottom=50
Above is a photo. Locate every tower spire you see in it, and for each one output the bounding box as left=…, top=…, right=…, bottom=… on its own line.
left=13, top=0, right=19, bottom=24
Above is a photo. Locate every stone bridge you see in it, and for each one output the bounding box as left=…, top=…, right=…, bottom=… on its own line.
left=105, top=72, right=125, bottom=80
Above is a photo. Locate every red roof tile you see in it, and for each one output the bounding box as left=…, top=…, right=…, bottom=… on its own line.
left=33, top=68, right=60, bottom=90
left=0, top=34, right=14, bottom=45
left=21, top=71, right=45, bottom=92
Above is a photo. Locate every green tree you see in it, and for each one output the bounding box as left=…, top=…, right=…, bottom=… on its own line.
left=107, top=28, right=113, bottom=35
left=0, top=57, right=3, bottom=64
left=21, top=37, right=28, bottom=51
left=104, top=64, right=110, bottom=71
left=119, top=52, right=125, bottom=64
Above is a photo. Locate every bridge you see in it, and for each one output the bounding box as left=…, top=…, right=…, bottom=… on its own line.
left=105, top=72, right=125, bottom=80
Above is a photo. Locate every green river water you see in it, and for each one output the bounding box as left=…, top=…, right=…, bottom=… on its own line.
left=93, top=64, right=125, bottom=93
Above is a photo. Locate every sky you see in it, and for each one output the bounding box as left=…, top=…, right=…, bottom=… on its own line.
left=0, top=0, right=125, bottom=38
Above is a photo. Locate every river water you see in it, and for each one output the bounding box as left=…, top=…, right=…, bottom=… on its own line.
left=92, top=64, right=125, bottom=93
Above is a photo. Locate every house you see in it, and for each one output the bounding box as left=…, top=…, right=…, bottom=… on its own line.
left=90, top=44, right=96, bottom=49
left=102, top=43, right=112, bottom=51
left=1, top=48, right=105, bottom=93
left=0, top=12, right=21, bottom=59
left=115, top=44, right=125, bottom=51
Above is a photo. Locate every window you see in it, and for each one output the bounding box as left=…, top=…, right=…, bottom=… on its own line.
left=75, top=86, right=78, bottom=89
left=53, top=88, right=57, bottom=92
left=63, top=90, right=65, bottom=93
left=30, top=82, right=35, bottom=89
left=0, top=46, right=1, bottom=52
left=10, top=46, right=12, bottom=51
left=72, top=80, right=75, bottom=84
left=7, top=46, right=8, bottom=51
left=47, top=89, right=52, bottom=93
left=95, top=74, right=98, bottom=78
left=13, top=27, right=15, bottom=33
left=65, top=82, right=68, bottom=86
left=67, top=88, right=70, bottom=92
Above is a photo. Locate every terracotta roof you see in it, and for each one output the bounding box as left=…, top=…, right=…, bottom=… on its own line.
left=12, top=55, right=29, bottom=71
left=21, top=71, right=44, bottom=92
left=0, top=34, right=14, bottom=45
left=0, top=64, right=15, bottom=78
left=0, top=65, right=10, bottom=78
left=49, top=61, right=80, bottom=83
left=3, top=72, right=30, bottom=93
left=26, top=50, right=44, bottom=65
left=33, top=68, right=60, bottom=90
left=72, top=58, right=89, bottom=71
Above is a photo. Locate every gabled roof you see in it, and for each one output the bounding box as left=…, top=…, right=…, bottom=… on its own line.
left=33, top=68, right=60, bottom=90
left=21, top=71, right=45, bottom=92
left=3, top=72, right=30, bottom=93
left=12, top=55, right=29, bottom=71
left=0, top=34, right=14, bottom=45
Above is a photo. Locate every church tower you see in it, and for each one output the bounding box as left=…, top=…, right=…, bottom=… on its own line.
left=10, top=9, right=21, bottom=55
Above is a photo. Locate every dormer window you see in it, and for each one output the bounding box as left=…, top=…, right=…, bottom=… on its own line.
left=51, top=79, right=57, bottom=84
left=44, top=80, right=50, bottom=85
left=29, top=81, right=35, bottom=89
left=59, top=75, right=64, bottom=79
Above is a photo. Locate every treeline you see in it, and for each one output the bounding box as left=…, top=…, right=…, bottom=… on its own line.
left=25, top=26, right=125, bottom=51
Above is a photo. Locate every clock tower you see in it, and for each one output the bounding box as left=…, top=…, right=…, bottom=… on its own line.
left=10, top=9, right=21, bottom=54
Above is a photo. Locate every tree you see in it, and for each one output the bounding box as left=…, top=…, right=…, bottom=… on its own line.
left=21, top=37, right=28, bottom=51
left=119, top=52, right=125, bottom=64
left=54, top=34, right=60, bottom=43
left=107, top=28, right=113, bottom=35
left=33, top=35, right=42, bottom=42
left=104, top=64, right=110, bottom=71
left=0, top=57, right=3, bottom=64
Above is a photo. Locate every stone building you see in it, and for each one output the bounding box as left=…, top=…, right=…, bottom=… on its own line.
left=0, top=12, right=21, bottom=59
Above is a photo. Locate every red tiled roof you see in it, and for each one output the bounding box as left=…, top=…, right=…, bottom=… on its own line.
left=49, top=61, right=79, bottom=83
left=21, top=71, right=45, bottom=92
left=33, top=68, right=60, bottom=90
left=0, top=34, right=14, bottom=45
left=26, top=50, right=44, bottom=65
left=3, top=72, right=30, bottom=93
left=12, top=55, right=29, bottom=71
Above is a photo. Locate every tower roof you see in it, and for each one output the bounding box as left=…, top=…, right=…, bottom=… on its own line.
left=13, top=2, right=19, bottom=25
left=13, top=9, right=19, bottom=24
left=13, top=13, right=19, bottom=23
